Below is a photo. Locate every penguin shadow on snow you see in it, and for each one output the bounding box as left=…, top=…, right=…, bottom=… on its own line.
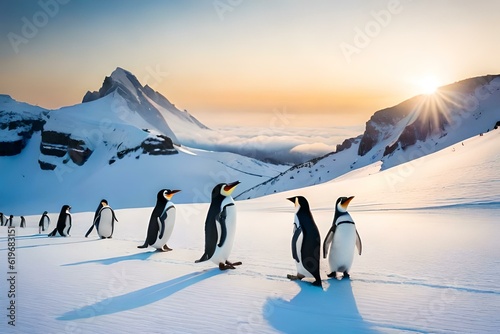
left=62, top=251, right=158, bottom=266
left=0, top=238, right=100, bottom=251
left=58, top=269, right=222, bottom=321
left=264, top=279, right=376, bottom=333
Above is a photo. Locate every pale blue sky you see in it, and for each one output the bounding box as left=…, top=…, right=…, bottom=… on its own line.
left=1, top=0, right=499, bottom=127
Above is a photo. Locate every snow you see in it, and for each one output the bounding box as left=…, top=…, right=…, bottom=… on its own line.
left=1, top=130, right=499, bottom=333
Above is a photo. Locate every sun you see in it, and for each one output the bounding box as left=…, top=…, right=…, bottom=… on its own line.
left=419, top=75, right=440, bottom=95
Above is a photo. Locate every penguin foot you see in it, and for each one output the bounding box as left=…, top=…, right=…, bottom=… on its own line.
left=226, top=260, right=242, bottom=266
left=342, top=271, right=350, bottom=279
left=286, top=273, right=305, bottom=281
left=327, top=272, right=337, bottom=278
left=158, top=245, right=172, bottom=252
left=100, top=236, right=106, bottom=239
left=219, top=262, right=236, bottom=270
left=137, top=243, right=149, bottom=249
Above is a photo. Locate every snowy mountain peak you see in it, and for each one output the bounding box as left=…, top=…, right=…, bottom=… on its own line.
left=81, top=67, right=210, bottom=142
left=238, top=74, right=500, bottom=199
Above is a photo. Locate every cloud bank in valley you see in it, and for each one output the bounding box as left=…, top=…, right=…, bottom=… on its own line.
left=176, top=125, right=364, bottom=165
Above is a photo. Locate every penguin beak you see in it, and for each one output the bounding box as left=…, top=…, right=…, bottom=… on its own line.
left=222, top=181, right=240, bottom=196
left=287, top=197, right=299, bottom=207
left=341, top=196, right=354, bottom=210
left=166, top=189, right=181, bottom=200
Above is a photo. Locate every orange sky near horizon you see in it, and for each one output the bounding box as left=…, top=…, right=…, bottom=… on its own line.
left=1, top=0, right=499, bottom=128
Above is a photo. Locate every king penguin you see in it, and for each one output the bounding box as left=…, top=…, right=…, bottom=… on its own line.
left=85, top=199, right=118, bottom=239
left=38, top=211, right=51, bottom=234
left=0, top=213, right=5, bottom=226
left=48, top=205, right=72, bottom=237
left=323, top=196, right=362, bottom=279
left=195, top=181, right=242, bottom=270
left=286, top=196, right=322, bottom=287
left=138, top=189, right=180, bottom=251
left=20, top=216, right=26, bottom=228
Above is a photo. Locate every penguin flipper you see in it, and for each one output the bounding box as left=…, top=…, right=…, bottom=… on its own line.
left=84, top=224, right=94, bottom=238
left=322, top=227, right=336, bottom=258
left=355, top=229, right=362, bottom=255
left=216, top=206, right=229, bottom=247
left=291, top=227, right=302, bottom=263
left=157, top=217, right=166, bottom=239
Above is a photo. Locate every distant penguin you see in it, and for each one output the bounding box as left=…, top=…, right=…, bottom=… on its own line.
left=323, top=196, right=362, bottom=279
left=7, top=215, right=14, bottom=227
left=195, top=181, right=242, bottom=270
left=20, top=216, right=26, bottom=228
left=48, top=205, right=72, bottom=237
left=85, top=199, right=118, bottom=239
left=38, top=211, right=51, bottom=234
left=138, top=189, right=181, bottom=251
left=286, top=196, right=322, bottom=287
left=0, top=213, right=5, bottom=226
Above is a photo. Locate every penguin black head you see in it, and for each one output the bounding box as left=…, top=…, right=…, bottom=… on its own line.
left=100, top=199, right=108, bottom=206
left=60, top=205, right=71, bottom=214
left=287, top=196, right=311, bottom=211
left=43, top=211, right=48, bottom=215
left=335, top=196, right=354, bottom=213
left=212, top=181, right=240, bottom=199
left=158, top=189, right=181, bottom=202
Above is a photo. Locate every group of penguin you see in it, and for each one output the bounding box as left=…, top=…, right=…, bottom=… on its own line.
left=134, top=181, right=362, bottom=286
left=43, top=201, right=118, bottom=239
left=0, top=213, right=27, bottom=228
left=9, top=181, right=362, bottom=287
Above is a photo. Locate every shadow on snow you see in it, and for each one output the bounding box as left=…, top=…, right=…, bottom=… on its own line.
left=57, top=269, right=221, bottom=321
left=264, top=279, right=376, bottom=333
left=62, top=251, right=159, bottom=266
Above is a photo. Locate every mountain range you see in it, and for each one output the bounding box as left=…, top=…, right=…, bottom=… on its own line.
left=1, top=69, right=499, bottom=213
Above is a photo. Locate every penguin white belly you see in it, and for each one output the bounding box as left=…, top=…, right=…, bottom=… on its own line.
left=43, top=217, right=50, bottom=230
left=152, top=207, right=176, bottom=249
left=97, top=208, right=113, bottom=238
left=211, top=201, right=237, bottom=264
left=62, top=215, right=71, bottom=236
left=329, top=225, right=356, bottom=273
left=294, top=231, right=311, bottom=278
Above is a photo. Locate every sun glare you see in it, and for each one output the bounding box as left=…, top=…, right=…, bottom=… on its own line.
left=419, top=76, right=440, bottom=95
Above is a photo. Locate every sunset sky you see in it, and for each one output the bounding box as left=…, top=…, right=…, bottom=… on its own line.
left=0, top=0, right=499, bottom=127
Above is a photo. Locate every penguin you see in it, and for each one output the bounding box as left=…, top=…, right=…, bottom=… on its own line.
left=38, top=211, right=51, bottom=234
left=0, top=213, right=5, bottom=226
left=195, top=181, right=242, bottom=270
left=286, top=196, right=322, bottom=287
left=48, top=205, right=72, bottom=237
left=7, top=215, right=14, bottom=227
left=138, top=189, right=181, bottom=251
left=323, top=196, right=362, bottom=279
left=85, top=199, right=118, bottom=239
left=20, top=216, right=26, bottom=228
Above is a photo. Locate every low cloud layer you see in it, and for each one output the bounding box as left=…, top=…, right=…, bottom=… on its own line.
left=176, top=125, right=364, bottom=165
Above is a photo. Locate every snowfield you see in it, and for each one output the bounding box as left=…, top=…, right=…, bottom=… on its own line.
left=1, top=131, right=499, bottom=333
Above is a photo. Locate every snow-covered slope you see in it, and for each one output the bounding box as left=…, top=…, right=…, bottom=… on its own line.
left=238, top=75, right=500, bottom=199
left=1, top=127, right=498, bottom=334
left=0, top=69, right=288, bottom=214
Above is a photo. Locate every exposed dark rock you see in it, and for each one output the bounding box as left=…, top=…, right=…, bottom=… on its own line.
left=0, top=111, right=46, bottom=156
left=39, top=130, right=94, bottom=166
left=141, top=134, right=177, bottom=155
